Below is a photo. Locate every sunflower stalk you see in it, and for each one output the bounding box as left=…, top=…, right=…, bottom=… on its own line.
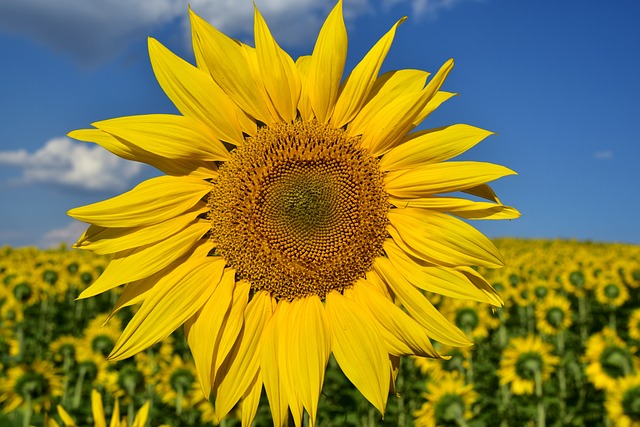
left=534, top=369, right=545, bottom=427
left=72, top=364, right=86, bottom=409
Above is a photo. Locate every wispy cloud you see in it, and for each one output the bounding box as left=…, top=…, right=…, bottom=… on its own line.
left=594, top=150, right=613, bottom=160
left=0, top=0, right=372, bottom=66
left=40, top=221, right=87, bottom=248
left=0, top=137, right=142, bottom=191
left=385, top=0, right=483, bottom=19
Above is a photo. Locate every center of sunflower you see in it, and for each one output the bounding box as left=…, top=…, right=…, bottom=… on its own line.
left=210, top=120, right=388, bottom=301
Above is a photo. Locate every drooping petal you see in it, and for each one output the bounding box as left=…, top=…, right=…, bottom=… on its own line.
left=389, top=196, right=521, bottom=220
left=74, top=203, right=208, bottom=254
left=288, top=296, right=331, bottom=423
left=109, top=256, right=226, bottom=360
left=68, top=175, right=211, bottom=228
left=380, top=124, right=494, bottom=171
left=384, top=240, right=502, bottom=306
left=148, top=37, right=245, bottom=145
left=184, top=269, right=236, bottom=398
left=384, top=161, right=517, bottom=199
left=332, top=17, right=406, bottom=128
left=214, top=291, right=275, bottom=419
left=77, top=221, right=210, bottom=299
left=307, top=0, right=347, bottom=123
left=56, top=406, right=77, bottom=427
left=373, top=257, right=472, bottom=347
left=387, top=208, right=504, bottom=268
left=254, top=6, right=301, bottom=122
left=260, top=302, right=290, bottom=427
left=190, top=8, right=273, bottom=124
left=92, top=114, right=229, bottom=161
left=131, top=402, right=150, bottom=427
left=350, top=279, right=440, bottom=358
left=325, top=291, right=390, bottom=415
left=241, top=371, right=263, bottom=427
left=67, top=129, right=217, bottom=179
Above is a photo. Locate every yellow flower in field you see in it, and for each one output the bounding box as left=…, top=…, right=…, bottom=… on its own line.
left=628, top=309, right=640, bottom=342
left=498, top=335, right=559, bottom=395
left=0, top=361, right=63, bottom=413
left=594, top=273, right=629, bottom=308
left=605, top=374, right=640, bottom=427
left=52, top=389, right=150, bottom=427
left=534, top=292, right=572, bottom=336
left=155, top=355, right=205, bottom=412
left=414, top=371, right=477, bottom=427
left=83, top=314, right=123, bottom=358
left=67, top=1, right=517, bottom=424
left=584, top=327, right=638, bottom=391
left=440, top=298, right=491, bottom=340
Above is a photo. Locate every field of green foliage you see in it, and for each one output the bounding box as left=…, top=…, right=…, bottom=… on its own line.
left=1, top=239, right=640, bottom=426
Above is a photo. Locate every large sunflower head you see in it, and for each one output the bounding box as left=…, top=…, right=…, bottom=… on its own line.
left=67, top=1, right=517, bottom=425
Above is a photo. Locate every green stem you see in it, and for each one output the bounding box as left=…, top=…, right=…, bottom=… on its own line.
left=556, top=331, right=566, bottom=424
left=500, top=384, right=510, bottom=427
left=72, top=365, right=87, bottom=409
left=176, top=385, right=183, bottom=417
left=23, top=393, right=32, bottom=427
left=578, top=296, right=588, bottom=343
left=609, top=305, right=617, bottom=331
left=535, top=369, right=545, bottom=427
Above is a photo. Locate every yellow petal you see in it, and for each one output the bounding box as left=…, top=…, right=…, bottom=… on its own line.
left=389, top=196, right=521, bottom=220
left=457, top=266, right=504, bottom=307
left=288, top=297, right=331, bottom=423
left=56, top=406, right=77, bottom=427
left=347, top=69, right=428, bottom=137
left=184, top=269, right=236, bottom=399
left=68, top=129, right=217, bottom=179
left=214, top=291, right=275, bottom=419
left=260, top=302, right=290, bottom=427
left=213, top=280, right=250, bottom=380
left=241, top=372, right=263, bottom=427
left=384, top=240, right=501, bottom=306
left=190, top=8, right=272, bottom=124
left=77, top=221, right=210, bottom=299
left=307, top=0, right=347, bottom=123
left=384, top=161, right=517, bottom=199
left=412, top=91, right=457, bottom=127
left=91, top=390, right=107, bottom=427
left=131, top=402, right=150, bottom=427
left=295, top=55, right=314, bottom=121
left=109, top=398, right=120, bottom=427
left=373, top=257, right=472, bottom=347
left=105, top=241, right=214, bottom=321
left=325, top=291, right=390, bottom=415
left=254, top=6, right=301, bottom=122
left=68, top=175, right=212, bottom=228
left=148, top=37, right=245, bottom=145
left=109, top=257, right=226, bottom=360
left=464, top=183, right=502, bottom=203
left=332, top=17, right=406, bottom=128
left=364, top=59, right=454, bottom=156
left=380, top=124, right=494, bottom=171
left=388, top=208, right=504, bottom=268
left=93, top=114, right=229, bottom=161
left=351, top=279, right=440, bottom=358
left=75, top=204, right=207, bottom=254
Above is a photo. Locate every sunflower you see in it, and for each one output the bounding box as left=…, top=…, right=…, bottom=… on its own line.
left=0, top=360, right=63, bottom=414
left=605, top=374, right=640, bottom=427
left=67, top=1, right=517, bottom=424
left=584, top=327, right=638, bottom=391
left=534, top=292, right=572, bottom=336
left=155, top=354, right=205, bottom=413
left=83, top=314, right=123, bottom=358
left=628, top=309, right=640, bottom=342
left=498, top=335, right=559, bottom=395
left=413, top=370, right=477, bottom=427
left=594, top=273, right=629, bottom=308
left=52, top=389, right=150, bottom=427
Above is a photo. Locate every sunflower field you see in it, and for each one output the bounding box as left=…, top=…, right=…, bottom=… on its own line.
left=1, top=239, right=639, bottom=426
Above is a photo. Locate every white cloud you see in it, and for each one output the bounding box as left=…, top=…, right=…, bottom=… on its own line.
left=40, top=221, right=88, bottom=248
left=594, top=150, right=613, bottom=160
left=0, top=0, right=374, bottom=65
left=384, top=0, right=482, bottom=19
left=0, top=137, right=142, bottom=191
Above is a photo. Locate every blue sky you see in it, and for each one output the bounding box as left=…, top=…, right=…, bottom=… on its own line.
left=1, top=0, right=639, bottom=248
